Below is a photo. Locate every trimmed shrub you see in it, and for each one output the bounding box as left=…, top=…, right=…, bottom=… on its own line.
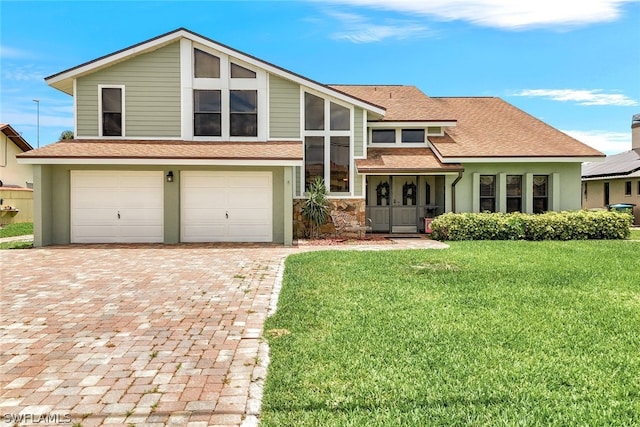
left=430, top=210, right=632, bottom=241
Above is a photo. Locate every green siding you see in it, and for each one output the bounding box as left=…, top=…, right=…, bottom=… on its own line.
left=269, top=74, right=300, bottom=139
left=456, top=163, right=582, bottom=213
left=35, top=165, right=289, bottom=246
left=354, top=172, right=363, bottom=197
left=354, top=107, right=364, bottom=157
left=76, top=42, right=181, bottom=138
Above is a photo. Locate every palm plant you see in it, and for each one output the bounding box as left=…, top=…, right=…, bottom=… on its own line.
left=301, top=176, right=330, bottom=238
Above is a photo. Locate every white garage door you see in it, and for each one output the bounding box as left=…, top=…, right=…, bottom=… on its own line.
left=181, top=171, right=272, bottom=242
left=71, top=171, right=164, bottom=243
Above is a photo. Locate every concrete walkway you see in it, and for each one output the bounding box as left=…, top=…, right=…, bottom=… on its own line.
left=0, top=234, right=33, bottom=244
left=0, top=238, right=446, bottom=426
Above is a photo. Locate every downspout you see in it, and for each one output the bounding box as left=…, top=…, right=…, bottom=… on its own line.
left=450, top=171, right=463, bottom=212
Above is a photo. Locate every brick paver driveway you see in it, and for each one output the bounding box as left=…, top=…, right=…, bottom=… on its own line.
left=1, top=239, right=446, bottom=426
left=1, top=244, right=296, bottom=426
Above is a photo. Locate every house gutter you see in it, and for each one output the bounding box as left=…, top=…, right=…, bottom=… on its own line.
left=451, top=171, right=463, bottom=212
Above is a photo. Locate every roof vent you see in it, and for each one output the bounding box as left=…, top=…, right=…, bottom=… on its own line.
left=632, top=113, right=640, bottom=124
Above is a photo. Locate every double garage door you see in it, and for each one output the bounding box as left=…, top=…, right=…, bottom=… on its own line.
left=70, top=170, right=272, bottom=243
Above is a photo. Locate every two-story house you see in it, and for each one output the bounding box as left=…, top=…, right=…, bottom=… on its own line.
left=18, top=28, right=604, bottom=246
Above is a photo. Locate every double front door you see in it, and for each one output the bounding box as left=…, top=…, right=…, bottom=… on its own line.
left=368, top=176, right=419, bottom=233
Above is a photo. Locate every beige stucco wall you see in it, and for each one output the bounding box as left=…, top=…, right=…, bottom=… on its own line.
left=582, top=178, right=640, bottom=224
left=0, top=188, right=33, bottom=225
left=33, top=164, right=293, bottom=246
left=1, top=133, right=33, bottom=188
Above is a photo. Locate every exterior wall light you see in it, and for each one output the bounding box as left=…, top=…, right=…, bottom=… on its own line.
left=166, top=171, right=174, bottom=182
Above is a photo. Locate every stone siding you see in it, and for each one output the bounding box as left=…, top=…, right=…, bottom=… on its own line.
left=293, top=198, right=366, bottom=238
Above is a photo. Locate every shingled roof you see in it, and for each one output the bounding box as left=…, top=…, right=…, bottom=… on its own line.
left=332, top=85, right=604, bottom=159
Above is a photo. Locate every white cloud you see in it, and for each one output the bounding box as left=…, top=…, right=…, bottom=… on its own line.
left=514, top=89, right=638, bottom=106
left=320, top=0, right=639, bottom=30
left=0, top=45, right=33, bottom=59
left=327, top=10, right=432, bottom=42
left=2, top=64, right=47, bottom=82
left=563, top=130, right=631, bottom=154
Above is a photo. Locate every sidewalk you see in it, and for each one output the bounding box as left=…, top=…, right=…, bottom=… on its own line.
left=0, top=234, right=33, bottom=243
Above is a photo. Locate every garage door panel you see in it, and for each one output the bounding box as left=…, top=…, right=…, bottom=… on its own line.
left=71, top=171, right=164, bottom=243
left=181, top=171, right=272, bottom=243
left=183, top=174, right=227, bottom=188
left=72, top=209, right=118, bottom=225
left=227, top=224, right=271, bottom=241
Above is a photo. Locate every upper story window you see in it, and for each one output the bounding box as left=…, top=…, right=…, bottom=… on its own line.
left=303, top=92, right=352, bottom=193
left=100, top=86, right=124, bottom=137
left=230, top=63, right=256, bottom=78
left=401, top=129, right=425, bottom=143
left=194, top=48, right=220, bottom=78
left=194, top=90, right=221, bottom=136
left=230, top=90, right=257, bottom=136
left=371, top=127, right=435, bottom=144
left=372, top=129, right=395, bottom=143
left=191, top=46, right=263, bottom=139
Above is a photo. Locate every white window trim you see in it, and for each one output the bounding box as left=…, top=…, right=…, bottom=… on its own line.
left=368, top=126, right=441, bottom=146
left=98, top=84, right=125, bottom=138
left=301, top=88, right=354, bottom=196
left=184, top=41, right=267, bottom=141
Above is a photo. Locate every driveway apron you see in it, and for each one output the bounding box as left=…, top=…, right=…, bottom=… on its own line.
left=0, top=239, right=446, bottom=426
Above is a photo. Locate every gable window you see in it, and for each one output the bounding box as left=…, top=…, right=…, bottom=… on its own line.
left=304, top=92, right=351, bottom=192
left=533, top=175, right=548, bottom=214
left=230, top=63, right=256, bottom=78
left=371, top=129, right=395, bottom=143
left=194, top=90, right=221, bottom=136
left=402, top=129, right=425, bottom=143
left=479, top=175, right=496, bottom=212
left=194, top=48, right=220, bottom=78
left=305, top=93, right=325, bottom=131
left=100, top=86, right=123, bottom=137
left=625, top=181, right=632, bottom=196
left=230, top=90, right=257, bottom=137
left=506, top=175, right=522, bottom=213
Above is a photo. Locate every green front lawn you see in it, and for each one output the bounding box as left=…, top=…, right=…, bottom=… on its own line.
left=262, top=240, right=640, bottom=426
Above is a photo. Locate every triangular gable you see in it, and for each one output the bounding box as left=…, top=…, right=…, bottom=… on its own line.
left=45, top=28, right=386, bottom=116
left=0, top=124, right=33, bottom=152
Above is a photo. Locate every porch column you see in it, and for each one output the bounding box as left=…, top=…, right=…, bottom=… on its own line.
left=445, top=174, right=458, bottom=213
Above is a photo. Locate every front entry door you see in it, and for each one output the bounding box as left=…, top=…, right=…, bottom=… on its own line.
left=391, top=177, right=418, bottom=233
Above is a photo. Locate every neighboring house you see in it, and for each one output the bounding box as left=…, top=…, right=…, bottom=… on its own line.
left=581, top=114, right=640, bottom=225
left=17, top=28, right=603, bottom=246
left=1, top=124, right=34, bottom=225
left=1, top=124, right=33, bottom=188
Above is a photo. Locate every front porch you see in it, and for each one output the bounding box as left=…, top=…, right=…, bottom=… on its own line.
left=366, top=175, right=447, bottom=233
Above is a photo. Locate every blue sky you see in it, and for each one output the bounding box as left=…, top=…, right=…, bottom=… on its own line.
left=1, top=0, right=639, bottom=154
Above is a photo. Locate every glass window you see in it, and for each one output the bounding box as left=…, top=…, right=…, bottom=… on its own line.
left=506, top=175, right=522, bottom=213
left=194, top=48, right=220, bottom=78
left=330, top=136, right=349, bottom=192
left=479, top=175, right=496, bottom=212
left=625, top=181, right=632, bottom=196
left=401, top=129, right=425, bottom=143
left=637, top=181, right=640, bottom=196
left=533, top=175, right=548, bottom=214
left=102, top=87, right=122, bottom=136
left=305, top=93, right=324, bottom=130
left=194, top=90, right=221, bottom=136
left=230, top=63, right=256, bottom=78
left=372, top=129, right=395, bottom=143
left=330, top=102, right=350, bottom=131
left=305, top=136, right=324, bottom=190
left=230, top=90, right=257, bottom=136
